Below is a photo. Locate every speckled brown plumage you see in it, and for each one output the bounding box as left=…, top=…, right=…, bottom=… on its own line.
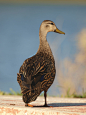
left=17, top=52, right=55, bottom=103
left=17, top=20, right=65, bottom=106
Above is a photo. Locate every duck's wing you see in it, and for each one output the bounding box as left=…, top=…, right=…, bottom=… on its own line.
left=17, top=54, right=50, bottom=94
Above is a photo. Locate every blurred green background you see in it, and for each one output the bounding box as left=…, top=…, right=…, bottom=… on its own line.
left=0, top=0, right=86, bottom=97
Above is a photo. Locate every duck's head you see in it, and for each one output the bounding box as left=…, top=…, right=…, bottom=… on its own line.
left=40, top=20, right=65, bottom=36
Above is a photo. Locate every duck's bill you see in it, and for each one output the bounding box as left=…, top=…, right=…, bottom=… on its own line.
left=54, top=28, right=65, bottom=35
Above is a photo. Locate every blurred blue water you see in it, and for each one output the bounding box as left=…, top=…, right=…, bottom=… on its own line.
left=0, top=4, right=86, bottom=95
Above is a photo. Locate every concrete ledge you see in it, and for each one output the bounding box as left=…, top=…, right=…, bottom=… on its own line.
left=0, top=96, right=86, bottom=115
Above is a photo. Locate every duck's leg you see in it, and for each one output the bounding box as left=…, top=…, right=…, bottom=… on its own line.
left=43, top=90, right=49, bottom=107
left=25, top=103, right=33, bottom=107
left=43, top=90, right=53, bottom=107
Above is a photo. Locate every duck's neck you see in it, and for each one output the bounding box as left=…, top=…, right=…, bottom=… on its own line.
left=37, top=30, right=54, bottom=59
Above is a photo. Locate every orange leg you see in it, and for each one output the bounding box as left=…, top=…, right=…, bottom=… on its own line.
left=25, top=103, right=33, bottom=107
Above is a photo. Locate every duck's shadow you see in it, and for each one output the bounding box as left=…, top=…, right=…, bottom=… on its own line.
left=48, top=103, right=86, bottom=107
left=32, top=103, right=86, bottom=107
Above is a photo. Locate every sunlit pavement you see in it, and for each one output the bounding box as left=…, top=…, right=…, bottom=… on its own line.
left=0, top=96, right=86, bottom=115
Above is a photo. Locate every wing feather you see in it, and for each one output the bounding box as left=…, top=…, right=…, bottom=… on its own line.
left=18, top=55, right=48, bottom=94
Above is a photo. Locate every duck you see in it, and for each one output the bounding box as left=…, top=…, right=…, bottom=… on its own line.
left=17, top=20, right=65, bottom=107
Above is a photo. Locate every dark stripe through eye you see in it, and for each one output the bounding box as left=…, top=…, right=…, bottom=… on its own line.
left=46, top=25, right=49, bottom=27
left=47, top=23, right=54, bottom=25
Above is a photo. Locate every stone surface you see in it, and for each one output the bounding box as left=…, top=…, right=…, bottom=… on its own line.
left=0, top=95, right=86, bottom=115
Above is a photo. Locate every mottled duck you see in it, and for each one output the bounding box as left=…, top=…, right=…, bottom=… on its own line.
left=17, top=20, right=65, bottom=107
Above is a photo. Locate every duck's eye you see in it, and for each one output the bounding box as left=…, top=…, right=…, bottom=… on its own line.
left=51, top=23, right=54, bottom=25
